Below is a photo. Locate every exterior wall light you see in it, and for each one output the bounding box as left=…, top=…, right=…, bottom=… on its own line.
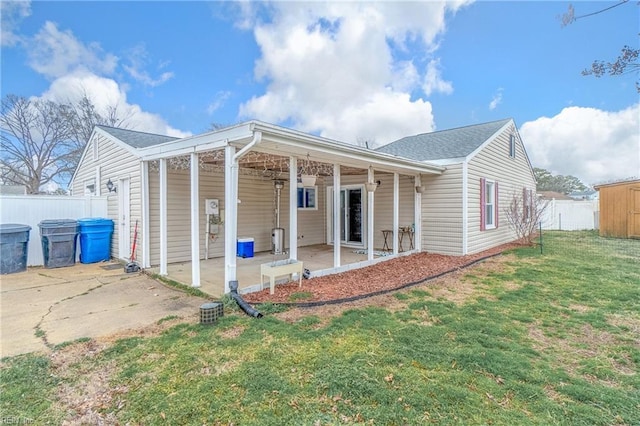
left=106, top=179, right=117, bottom=193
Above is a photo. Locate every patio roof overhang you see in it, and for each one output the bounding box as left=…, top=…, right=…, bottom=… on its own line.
left=137, top=120, right=445, bottom=177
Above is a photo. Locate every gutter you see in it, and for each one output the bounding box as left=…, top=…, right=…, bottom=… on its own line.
left=233, top=129, right=262, bottom=162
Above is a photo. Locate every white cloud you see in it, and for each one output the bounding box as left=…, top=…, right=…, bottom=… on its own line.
left=28, top=21, right=118, bottom=79
left=15, top=19, right=187, bottom=137
left=423, top=59, right=453, bottom=96
left=520, top=104, right=640, bottom=185
left=489, top=88, right=503, bottom=111
left=39, top=70, right=190, bottom=138
left=207, top=91, right=232, bottom=115
left=1, top=0, right=31, bottom=47
left=238, top=1, right=469, bottom=145
left=122, top=43, right=174, bottom=87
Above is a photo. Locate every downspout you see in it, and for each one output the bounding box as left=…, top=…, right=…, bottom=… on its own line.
left=233, top=129, right=262, bottom=163
left=225, top=130, right=264, bottom=317
left=229, top=130, right=262, bottom=281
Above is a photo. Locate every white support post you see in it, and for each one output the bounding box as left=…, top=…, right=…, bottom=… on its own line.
left=414, top=174, right=422, bottom=252
left=333, top=163, right=341, bottom=268
left=224, top=145, right=236, bottom=294
left=462, top=162, right=468, bottom=255
left=393, top=173, right=399, bottom=254
left=190, top=152, right=201, bottom=287
left=141, top=161, right=150, bottom=268
left=159, top=158, right=168, bottom=275
left=289, top=156, right=298, bottom=260
left=367, top=166, right=375, bottom=261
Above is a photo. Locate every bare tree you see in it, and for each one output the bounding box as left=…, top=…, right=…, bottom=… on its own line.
left=0, top=94, right=128, bottom=194
left=504, top=189, right=549, bottom=245
left=1, top=95, right=77, bottom=193
left=582, top=46, right=640, bottom=93
left=66, top=92, right=129, bottom=166
left=560, top=1, right=639, bottom=92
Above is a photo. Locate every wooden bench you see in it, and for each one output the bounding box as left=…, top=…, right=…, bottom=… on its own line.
left=260, top=260, right=303, bottom=294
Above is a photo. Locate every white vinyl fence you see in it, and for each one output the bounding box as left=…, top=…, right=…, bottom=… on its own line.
left=0, top=195, right=108, bottom=266
left=540, top=199, right=599, bottom=231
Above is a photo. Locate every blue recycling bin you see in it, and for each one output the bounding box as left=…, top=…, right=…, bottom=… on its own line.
left=0, top=224, right=31, bottom=274
left=39, top=219, right=78, bottom=268
left=78, top=218, right=114, bottom=263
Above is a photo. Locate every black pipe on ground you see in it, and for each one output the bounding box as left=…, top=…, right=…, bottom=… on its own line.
left=229, top=280, right=263, bottom=318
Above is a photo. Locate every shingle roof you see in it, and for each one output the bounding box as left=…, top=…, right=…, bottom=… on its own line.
left=97, top=125, right=178, bottom=149
left=376, top=118, right=512, bottom=161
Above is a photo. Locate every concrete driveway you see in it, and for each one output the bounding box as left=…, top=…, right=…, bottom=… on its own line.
left=1, top=262, right=210, bottom=358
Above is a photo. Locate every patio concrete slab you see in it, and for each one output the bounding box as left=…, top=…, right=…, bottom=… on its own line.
left=1, top=262, right=207, bottom=358
left=151, top=245, right=383, bottom=297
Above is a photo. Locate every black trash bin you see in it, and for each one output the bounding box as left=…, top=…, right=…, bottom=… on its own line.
left=39, top=219, right=78, bottom=268
left=0, top=224, right=31, bottom=274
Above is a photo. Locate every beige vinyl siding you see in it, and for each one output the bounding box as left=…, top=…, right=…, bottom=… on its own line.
left=371, top=173, right=415, bottom=250
left=71, top=133, right=141, bottom=260
left=467, top=127, right=536, bottom=254
left=148, top=168, right=328, bottom=265
left=323, top=173, right=416, bottom=250
left=421, top=163, right=464, bottom=255
left=149, top=169, right=219, bottom=264
left=296, top=179, right=326, bottom=247
left=71, top=139, right=96, bottom=196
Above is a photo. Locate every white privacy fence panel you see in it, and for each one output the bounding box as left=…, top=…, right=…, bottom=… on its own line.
left=540, top=199, right=599, bottom=231
left=0, top=195, right=108, bottom=266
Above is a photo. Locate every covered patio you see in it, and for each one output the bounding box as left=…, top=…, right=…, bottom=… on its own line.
left=137, top=121, right=444, bottom=295
left=148, top=244, right=404, bottom=298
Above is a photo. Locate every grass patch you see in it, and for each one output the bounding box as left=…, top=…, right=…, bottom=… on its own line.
left=288, top=291, right=314, bottom=301
left=151, top=274, right=211, bottom=299
left=53, top=337, right=91, bottom=350
left=255, top=302, right=289, bottom=314
left=157, top=315, right=179, bottom=325
left=0, top=354, right=64, bottom=423
left=2, top=232, right=638, bottom=424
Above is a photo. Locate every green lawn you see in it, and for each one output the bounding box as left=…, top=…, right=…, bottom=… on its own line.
left=2, top=231, right=639, bottom=425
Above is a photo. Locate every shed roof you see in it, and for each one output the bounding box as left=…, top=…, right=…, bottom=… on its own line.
left=97, top=125, right=179, bottom=148
left=375, top=118, right=512, bottom=161
left=594, top=178, right=640, bottom=190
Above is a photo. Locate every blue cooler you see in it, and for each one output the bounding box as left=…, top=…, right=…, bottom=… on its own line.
left=237, top=237, right=254, bottom=258
left=78, top=218, right=114, bottom=263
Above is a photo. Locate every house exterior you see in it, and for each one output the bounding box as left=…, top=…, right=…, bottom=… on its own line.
left=71, top=118, right=536, bottom=293
left=377, top=118, right=536, bottom=255
left=594, top=178, right=640, bottom=239
left=568, top=190, right=598, bottom=201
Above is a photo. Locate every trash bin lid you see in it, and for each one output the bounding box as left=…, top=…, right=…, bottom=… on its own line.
left=78, top=218, right=114, bottom=227
left=38, top=219, right=78, bottom=228
left=0, top=223, right=31, bottom=234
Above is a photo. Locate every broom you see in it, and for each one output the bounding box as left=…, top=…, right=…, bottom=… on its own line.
left=125, top=220, right=140, bottom=273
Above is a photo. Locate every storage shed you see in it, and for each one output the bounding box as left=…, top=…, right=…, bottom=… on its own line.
left=594, top=179, right=640, bottom=239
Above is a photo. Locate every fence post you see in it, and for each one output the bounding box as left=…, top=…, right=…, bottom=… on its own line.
left=558, top=213, right=562, bottom=231
left=539, top=221, right=543, bottom=254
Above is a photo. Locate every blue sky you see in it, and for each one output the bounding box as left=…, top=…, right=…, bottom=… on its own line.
left=2, top=1, right=638, bottom=185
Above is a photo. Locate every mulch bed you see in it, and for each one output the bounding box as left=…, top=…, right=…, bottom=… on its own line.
left=243, top=242, right=523, bottom=305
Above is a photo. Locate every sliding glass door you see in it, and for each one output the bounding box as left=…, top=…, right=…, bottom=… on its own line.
left=329, top=186, right=363, bottom=245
